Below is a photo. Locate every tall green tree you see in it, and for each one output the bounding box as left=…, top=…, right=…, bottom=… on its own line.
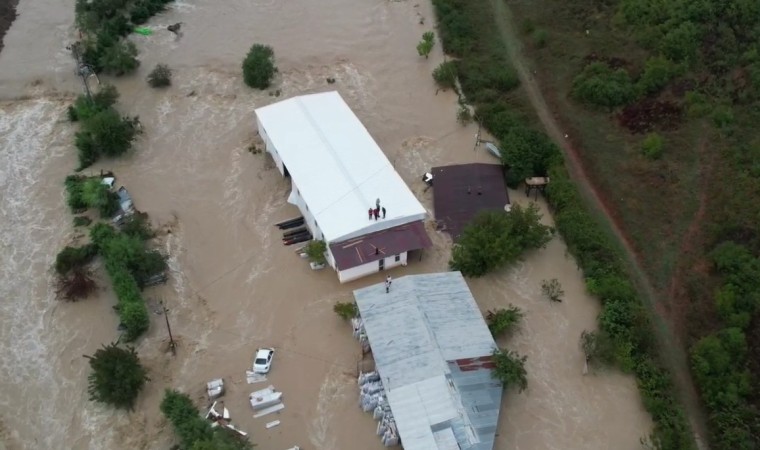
left=86, top=342, right=149, bottom=409
left=242, top=44, right=277, bottom=89
left=491, top=349, right=528, bottom=391
left=450, top=205, right=553, bottom=277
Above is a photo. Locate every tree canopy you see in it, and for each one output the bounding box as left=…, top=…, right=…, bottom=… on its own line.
left=242, top=44, right=277, bottom=89
left=86, top=342, right=149, bottom=409
left=450, top=205, right=553, bottom=277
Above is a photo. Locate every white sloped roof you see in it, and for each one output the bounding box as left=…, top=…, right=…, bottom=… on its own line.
left=255, top=91, right=426, bottom=243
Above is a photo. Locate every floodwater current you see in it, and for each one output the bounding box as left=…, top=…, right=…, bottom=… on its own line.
left=0, top=0, right=651, bottom=449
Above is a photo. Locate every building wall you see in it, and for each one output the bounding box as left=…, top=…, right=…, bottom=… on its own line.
left=337, top=252, right=408, bottom=284
left=257, top=118, right=285, bottom=175
left=288, top=179, right=324, bottom=241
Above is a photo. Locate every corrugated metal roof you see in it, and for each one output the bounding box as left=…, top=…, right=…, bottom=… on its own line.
left=254, top=91, right=427, bottom=243
left=354, top=272, right=502, bottom=450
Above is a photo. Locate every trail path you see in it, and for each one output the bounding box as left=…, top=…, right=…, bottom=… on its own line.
left=486, top=0, right=709, bottom=446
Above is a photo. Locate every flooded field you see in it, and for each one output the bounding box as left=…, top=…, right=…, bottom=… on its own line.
left=0, top=0, right=650, bottom=449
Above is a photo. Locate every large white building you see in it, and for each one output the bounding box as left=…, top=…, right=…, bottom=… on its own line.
left=255, top=91, right=432, bottom=283
left=353, top=272, right=503, bottom=450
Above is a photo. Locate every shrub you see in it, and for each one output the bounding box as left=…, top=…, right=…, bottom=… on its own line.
left=491, top=348, right=528, bottom=392
left=85, top=342, right=149, bottom=409
left=572, top=62, right=637, bottom=109
left=486, top=305, right=523, bottom=337
left=305, top=240, right=327, bottom=265
left=532, top=29, right=547, bottom=48
left=242, top=44, right=277, bottom=89
left=580, top=330, right=617, bottom=367
left=76, top=108, right=139, bottom=168
left=500, top=127, right=560, bottom=187
left=333, top=301, right=358, bottom=320
left=120, top=213, right=154, bottom=240
left=65, top=175, right=88, bottom=212
left=73, top=216, right=92, bottom=227
left=541, top=278, right=564, bottom=302
left=81, top=178, right=120, bottom=217
left=161, top=390, right=253, bottom=449
left=450, top=205, right=553, bottom=277
left=711, top=105, right=735, bottom=129
left=98, top=40, right=139, bottom=75
left=417, top=31, right=435, bottom=58
left=55, top=244, right=98, bottom=275
left=432, top=61, right=457, bottom=90
left=684, top=91, right=710, bottom=118
left=147, top=64, right=172, bottom=88
left=637, top=56, right=678, bottom=95
left=641, top=132, right=664, bottom=160
left=56, top=268, right=98, bottom=301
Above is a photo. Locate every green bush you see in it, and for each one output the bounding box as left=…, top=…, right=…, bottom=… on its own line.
left=65, top=175, right=88, bottom=212
left=641, top=132, right=664, bottom=160
left=491, top=348, right=528, bottom=391
left=76, top=108, right=139, bottom=168
left=417, top=31, right=435, bottom=58
left=637, top=56, right=678, bottom=95
left=55, top=244, right=98, bottom=275
left=571, top=62, right=637, bottom=109
left=711, top=105, right=735, bottom=129
left=305, top=240, right=327, bottom=265
left=73, top=216, right=92, bottom=227
left=499, top=126, right=560, bottom=187
left=98, top=39, right=139, bottom=75
left=532, top=29, right=548, bottom=48
left=121, top=213, right=155, bottom=240
left=450, top=205, right=553, bottom=277
left=242, top=44, right=277, bottom=89
left=85, top=342, right=149, bottom=409
left=333, top=301, right=359, bottom=320
left=90, top=223, right=163, bottom=340
left=161, top=390, right=253, bottom=449
left=82, top=178, right=120, bottom=217
left=147, top=64, right=172, bottom=88
left=486, top=305, right=523, bottom=337
left=432, top=61, right=457, bottom=90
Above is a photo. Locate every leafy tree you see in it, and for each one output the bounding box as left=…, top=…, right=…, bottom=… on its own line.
left=579, top=330, right=617, bottom=367
left=450, top=205, right=553, bottom=277
left=641, top=133, right=664, bottom=160
left=81, top=177, right=120, bottom=217
left=333, top=301, right=358, bottom=320
left=147, top=64, right=172, bottom=88
left=659, top=21, right=700, bottom=63
left=637, top=56, right=678, bottom=95
left=500, top=127, right=559, bottom=187
left=417, top=31, right=435, bottom=58
left=55, top=244, right=98, bottom=275
left=161, top=390, right=253, bottom=450
left=491, top=348, right=528, bottom=391
left=120, top=213, right=155, bottom=240
left=242, top=44, right=277, bottom=89
left=486, top=305, right=523, bottom=337
left=77, top=108, right=139, bottom=167
left=305, top=240, right=327, bottom=265
left=98, top=40, right=139, bottom=75
left=72, top=84, right=120, bottom=121
left=432, top=61, right=457, bottom=90
left=85, top=342, right=149, bottom=409
left=571, top=62, right=637, bottom=109
left=541, top=278, right=564, bottom=302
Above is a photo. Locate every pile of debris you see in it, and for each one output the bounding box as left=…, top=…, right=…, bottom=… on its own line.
left=205, top=400, right=248, bottom=437
left=358, top=371, right=399, bottom=447
left=249, top=385, right=285, bottom=418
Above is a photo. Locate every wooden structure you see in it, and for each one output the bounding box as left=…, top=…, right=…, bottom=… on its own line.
left=525, top=177, right=550, bottom=200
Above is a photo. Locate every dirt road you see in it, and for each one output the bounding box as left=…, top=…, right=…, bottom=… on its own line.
left=486, top=0, right=709, bottom=446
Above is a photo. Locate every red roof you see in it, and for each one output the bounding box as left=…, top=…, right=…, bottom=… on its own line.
left=329, top=221, right=432, bottom=270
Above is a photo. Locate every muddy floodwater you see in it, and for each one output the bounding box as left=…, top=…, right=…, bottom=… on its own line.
left=0, top=0, right=651, bottom=449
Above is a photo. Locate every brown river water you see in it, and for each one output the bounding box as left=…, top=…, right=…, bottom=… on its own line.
left=0, top=0, right=651, bottom=449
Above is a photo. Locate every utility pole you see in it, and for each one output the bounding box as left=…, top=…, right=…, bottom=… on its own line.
left=161, top=300, right=177, bottom=355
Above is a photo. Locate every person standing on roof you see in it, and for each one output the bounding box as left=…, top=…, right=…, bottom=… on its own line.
left=373, top=208, right=380, bottom=220
left=368, top=207, right=373, bottom=220
left=382, top=207, right=386, bottom=219
left=385, top=275, right=392, bottom=293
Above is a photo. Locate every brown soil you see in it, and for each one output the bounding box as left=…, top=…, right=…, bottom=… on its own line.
left=0, top=0, right=18, bottom=54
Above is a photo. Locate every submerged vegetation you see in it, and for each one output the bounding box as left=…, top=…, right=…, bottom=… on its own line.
left=86, top=342, right=149, bottom=409
left=242, top=43, right=277, bottom=89
left=432, top=0, right=696, bottom=446
left=450, top=204, right=553, bottom=277
left=75, top=0, right=174, bottom=75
